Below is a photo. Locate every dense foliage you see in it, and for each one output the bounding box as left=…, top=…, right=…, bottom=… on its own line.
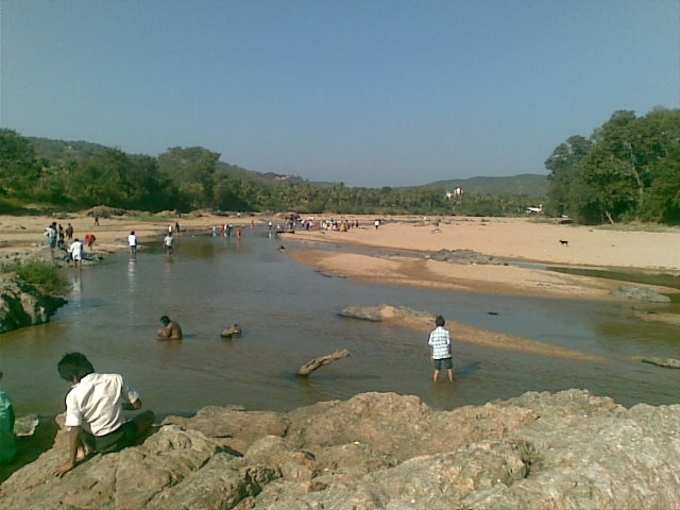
left=0, top=129, right=541, bottom=216
left=545, top=107, right=680, bottom=224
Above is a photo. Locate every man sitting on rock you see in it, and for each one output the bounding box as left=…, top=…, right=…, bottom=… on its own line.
left=54, top=353, right=154, bottom=477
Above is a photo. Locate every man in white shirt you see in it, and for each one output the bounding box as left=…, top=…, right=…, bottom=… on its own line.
left=127, top=231, right=138, bottom=255
left=68, top=238, right=84, bottom=268
left=163, top=232, right=174, bottom=254
left=428, top=315, right=455, bottom=383
left=54, top=353, right=154, bottom=477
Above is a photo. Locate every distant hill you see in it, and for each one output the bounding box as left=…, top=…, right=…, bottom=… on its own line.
left=422, top=173, right=548, bottom=196
left=28, top=136, right=110, bottom=162
left=28, top=135, right=303, bottom=185
left=26, top=136, right=548, bottom=194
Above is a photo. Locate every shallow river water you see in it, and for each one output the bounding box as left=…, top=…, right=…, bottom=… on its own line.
left=1, top=232, right=679, bottom=416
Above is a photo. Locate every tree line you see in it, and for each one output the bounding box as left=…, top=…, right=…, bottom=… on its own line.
left=545, top=107, right=680, bottom=224
left=0, top=129, right=539, bottom=216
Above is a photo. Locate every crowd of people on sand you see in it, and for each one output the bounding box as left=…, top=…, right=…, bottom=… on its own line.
left=0, top=214, right=456, bottom=473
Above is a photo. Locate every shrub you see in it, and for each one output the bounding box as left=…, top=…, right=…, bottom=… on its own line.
left=2, top=259, right=68, bottom=296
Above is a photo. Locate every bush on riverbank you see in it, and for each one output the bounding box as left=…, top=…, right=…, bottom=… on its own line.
left=2, top=260, right=68, bottom=296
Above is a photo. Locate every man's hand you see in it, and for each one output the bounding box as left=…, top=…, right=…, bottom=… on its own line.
left=54, top=460, right=75, bottom=478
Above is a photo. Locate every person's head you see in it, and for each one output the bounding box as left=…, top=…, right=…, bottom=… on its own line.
left=130, top=231, right=135, bottom=235
left=57, top=352, right=94, bottom=383
left=160, top=315, right=170, bottom=326
left=435, top=315, right=445, bottom=327
left=74, top=238, right=80, bottom=242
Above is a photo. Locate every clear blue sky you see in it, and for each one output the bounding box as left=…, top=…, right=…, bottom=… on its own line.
left=1, top=0, right=678, bottom=186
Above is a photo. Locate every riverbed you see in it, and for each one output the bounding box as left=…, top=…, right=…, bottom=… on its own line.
left=1, top=232, right=679, bottom=417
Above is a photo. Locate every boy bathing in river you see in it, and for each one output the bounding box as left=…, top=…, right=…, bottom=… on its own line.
left=54, top=353, right=154, bottom=477
left=428, top=315, right=455, bottom=383
left=158, top=315, right=183, bottom=340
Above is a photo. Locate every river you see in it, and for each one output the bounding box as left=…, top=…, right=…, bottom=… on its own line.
left=1, top=231, right=679, bottom=417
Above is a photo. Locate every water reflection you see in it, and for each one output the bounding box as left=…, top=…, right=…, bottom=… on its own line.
left=2, top=235, right=680, bottom=417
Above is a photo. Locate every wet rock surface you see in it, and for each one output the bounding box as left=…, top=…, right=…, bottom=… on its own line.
left=3, top=390, right=680, bottom=509
left=0, top=277, right=67, bottom=334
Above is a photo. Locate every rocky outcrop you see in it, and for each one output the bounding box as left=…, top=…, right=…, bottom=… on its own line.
left=0, top=277, right=67, bottom=334
left=4, top=390, right=680, bottom=509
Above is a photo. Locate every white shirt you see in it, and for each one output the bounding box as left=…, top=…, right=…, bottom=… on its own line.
left=64, top=373, right=139, bottom=436
left=164, top=235, right=174, bottom=247
left=128, top=234, right=137, bottom=247
left=69, top=241, right=83, bottom=260
left=428, top=326, right=452, bottom=359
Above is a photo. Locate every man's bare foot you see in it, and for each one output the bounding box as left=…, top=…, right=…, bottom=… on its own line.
left=75, top=445, right=91, bottom=462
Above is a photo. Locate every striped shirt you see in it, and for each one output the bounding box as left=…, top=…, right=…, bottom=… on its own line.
left=428, top=326, right=451, bottom=359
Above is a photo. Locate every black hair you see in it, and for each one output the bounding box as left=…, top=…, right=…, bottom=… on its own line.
left=435, top=315, right=445, bottom=327
left=57, top=352, right=94, bottom=382
left=160, top=315, right=170, bottom=325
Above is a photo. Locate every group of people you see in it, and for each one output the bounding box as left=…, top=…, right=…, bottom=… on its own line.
left=44, top=222, right=96, bottom=268
left=210, top=224, right=243, bottom=240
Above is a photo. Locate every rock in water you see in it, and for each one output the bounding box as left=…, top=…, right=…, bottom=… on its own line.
left=221, top=323, right=242, bottom=338
left=14, top=415, right=39, bottom=437
left=297, top=349, right=350, bottom=376
left=641, top=357, right=680, bottom=369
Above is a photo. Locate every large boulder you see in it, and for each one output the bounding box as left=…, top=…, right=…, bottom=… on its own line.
left=5, top=390, right=680, bottom=509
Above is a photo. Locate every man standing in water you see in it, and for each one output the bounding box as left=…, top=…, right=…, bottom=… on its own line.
left=163, top=231, right=174, bottom=254
left=69, top=238, right=84, bottom=268
left=158, top=315, right=183, bottom=340
left=128, top=231, right=138, bottom=255
left=53, top=353, right=154, bottom=477
left=428, top=315, right=454, bottom=383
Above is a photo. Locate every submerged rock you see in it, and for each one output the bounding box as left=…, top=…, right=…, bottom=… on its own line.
left=641, top=357, right=680, bottom=369
left=221, top=323, right=242, bottom=338
left=612, top=285, right=671, bottom=303
left=4, top=390, right=680, bottom=509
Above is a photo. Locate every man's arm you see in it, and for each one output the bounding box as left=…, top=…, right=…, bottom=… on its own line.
left=54, top=426, right=80, bottom=477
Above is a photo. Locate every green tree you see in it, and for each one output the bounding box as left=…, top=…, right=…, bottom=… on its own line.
left=0, top=129, right=41, bottom=196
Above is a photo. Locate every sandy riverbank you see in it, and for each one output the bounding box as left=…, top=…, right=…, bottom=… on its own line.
left=0, top=211, right=258, bottom=260
left=284, top=216, right=680, bottom=301
left=288, top=216, right=680, bottom=269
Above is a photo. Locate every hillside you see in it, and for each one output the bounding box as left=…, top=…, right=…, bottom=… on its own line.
left=28, top=135, right=300, bottom=185
left=423, top=173, right=548, bottom=196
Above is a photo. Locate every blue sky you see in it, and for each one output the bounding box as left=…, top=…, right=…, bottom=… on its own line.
left=1, top=0, right=678, bottom=186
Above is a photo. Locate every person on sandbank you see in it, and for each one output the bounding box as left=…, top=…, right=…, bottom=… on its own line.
left=157, top=315, right=183, bottom=340
left=428, top=315, right=455, bottom=383
left=54, top=353, right=154, bottom=477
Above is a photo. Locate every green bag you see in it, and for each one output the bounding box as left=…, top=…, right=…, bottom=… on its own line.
left=0, top=390, right=16, bottom=464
